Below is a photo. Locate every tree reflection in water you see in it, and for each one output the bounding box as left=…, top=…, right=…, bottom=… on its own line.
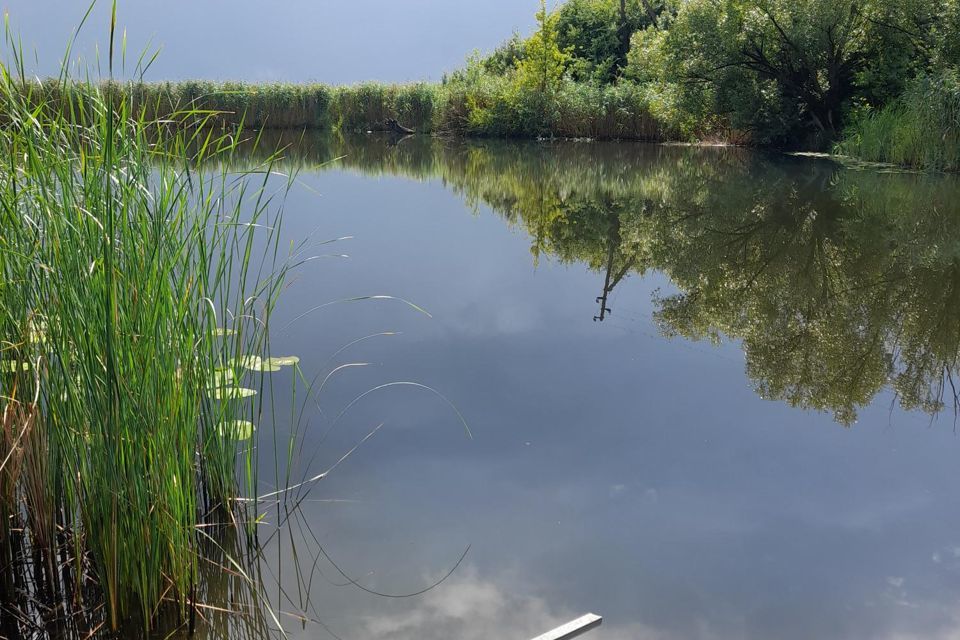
left=237, top=132, right=960, bottom=425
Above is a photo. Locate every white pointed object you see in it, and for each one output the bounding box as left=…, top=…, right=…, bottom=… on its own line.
left=530, top=613, right=602, bottom=640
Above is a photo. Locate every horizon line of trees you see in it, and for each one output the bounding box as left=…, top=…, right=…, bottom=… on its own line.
left=450, top=0, right=959, bottom=153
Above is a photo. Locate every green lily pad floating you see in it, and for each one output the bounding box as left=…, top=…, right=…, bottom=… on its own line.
left=210, top=368, right=236, bottom=386
left=231, top=356, right=281, bottom=373
left=1, top=360, right=30, bottom=373
left=217, top=420, right=255, bottom=440
left=267, top=356, right=300, bottom=367
left=209, top=386, right=257, bottom=400
left=230, top=355, right=260, bottom=369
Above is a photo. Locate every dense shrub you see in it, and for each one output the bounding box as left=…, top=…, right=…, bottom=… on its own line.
left=555, top=81, right=672, bottom=139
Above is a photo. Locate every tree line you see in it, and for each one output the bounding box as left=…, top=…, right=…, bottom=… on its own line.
left=450, top=0, right=959, bottom=161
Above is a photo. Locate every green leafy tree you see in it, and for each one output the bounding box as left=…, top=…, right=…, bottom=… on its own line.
left=934, top=0, right=960, bottom=65
left=482, top=33, right=527, bottom=75
left=512, top=0, right=572, bottom=134
left=517, top=0, right=571, bottom=95
left=554, top=0, right=655, bottom=83
left=661, top=0, right=943, bottom=147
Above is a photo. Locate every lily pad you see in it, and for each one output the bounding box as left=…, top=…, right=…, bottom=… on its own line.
left=231, top=356, right=281, bottom=373
left=217, top=420, right=255, bottom=440
left=267, top=356, right=300, bottom=367
left=210, top=368, right=236, bottom=386
left=209, top=386, right=257, bottom=400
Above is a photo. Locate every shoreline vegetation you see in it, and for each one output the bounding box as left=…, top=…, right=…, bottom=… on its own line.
left=23, top=78, right=674, bottom=142
left=19, top=0, right=960, bottom=170
left=1, top=13, right=474, bottom=640
left=0, top=16, right=307, bottom=636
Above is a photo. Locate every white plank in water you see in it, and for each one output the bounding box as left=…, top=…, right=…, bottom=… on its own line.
left=530, top=613, right=603, bottom=640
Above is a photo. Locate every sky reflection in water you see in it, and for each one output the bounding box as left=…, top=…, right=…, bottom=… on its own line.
left=219, top=137, right=960, bottom=640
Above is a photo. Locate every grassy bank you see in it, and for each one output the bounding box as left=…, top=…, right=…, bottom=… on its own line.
left=0, top=55, right=298, bottom=634
left=836, top=71, right=960, bottom=172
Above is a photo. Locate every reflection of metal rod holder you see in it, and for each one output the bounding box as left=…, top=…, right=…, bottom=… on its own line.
left=530, top=613, right=603, bottom=640
left=593, top=308, right=612, bottom=322
left=594, top=232, right=633, bottom=322
left=593, top=215, right=635, bottom=323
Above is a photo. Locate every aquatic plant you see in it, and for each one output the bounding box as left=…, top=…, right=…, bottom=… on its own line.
left=331, top=82, right=439, bottom=132
left=0, top=13, right=301, bottom=634
left=837, top=70, right=960, bottom=171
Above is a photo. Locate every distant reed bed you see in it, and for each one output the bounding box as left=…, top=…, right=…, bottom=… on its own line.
left=25, top=80, right=440, bottom=132
left=21, top=78, right=675, bottom=141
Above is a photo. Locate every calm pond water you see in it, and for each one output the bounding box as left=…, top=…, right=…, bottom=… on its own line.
left=211, top=135, right=960, bottom=640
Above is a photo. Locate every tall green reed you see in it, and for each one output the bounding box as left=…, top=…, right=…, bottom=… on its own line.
left=837, top=70, right=960, bottom=172
left=0, top=19, right=297, bottom=633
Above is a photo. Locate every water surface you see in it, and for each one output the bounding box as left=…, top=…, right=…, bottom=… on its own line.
left=234, top=136, right=960, bottom=640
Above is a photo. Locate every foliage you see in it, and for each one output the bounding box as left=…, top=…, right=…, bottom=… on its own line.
left=624, top=27, right=689, bottom=133
left=129, top=79, right=334, bottom=129
left=656, top=0, right=948, bottom=148
left=837, top=69, right=960, bottom=170
left=480, top=33, right=527, bottom=75
left=438, top=65, right=670, bottom=139
left=511, top=0, right=571, bottom=133
left=331, top=82, right=439, bottom=132
left=433, top=1, right=677, bottom=139
left=554, top=0, right=657, bottom=84
left=935, top=0, right=960, bottom=66
left=0, top=50, right=297, bottom=634
left=15, top=0, right=959, bottom=161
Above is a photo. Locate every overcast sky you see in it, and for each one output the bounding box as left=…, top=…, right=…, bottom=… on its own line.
left=0, top=1, right=543, bottom=83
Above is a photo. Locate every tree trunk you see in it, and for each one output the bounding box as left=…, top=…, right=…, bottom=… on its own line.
left=616, top=0, right=631, bottom=74
left=641, top=0, right=659, bottom=28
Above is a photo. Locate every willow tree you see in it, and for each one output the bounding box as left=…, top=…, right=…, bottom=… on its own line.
left=661, top=0, right=945, bottom=147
